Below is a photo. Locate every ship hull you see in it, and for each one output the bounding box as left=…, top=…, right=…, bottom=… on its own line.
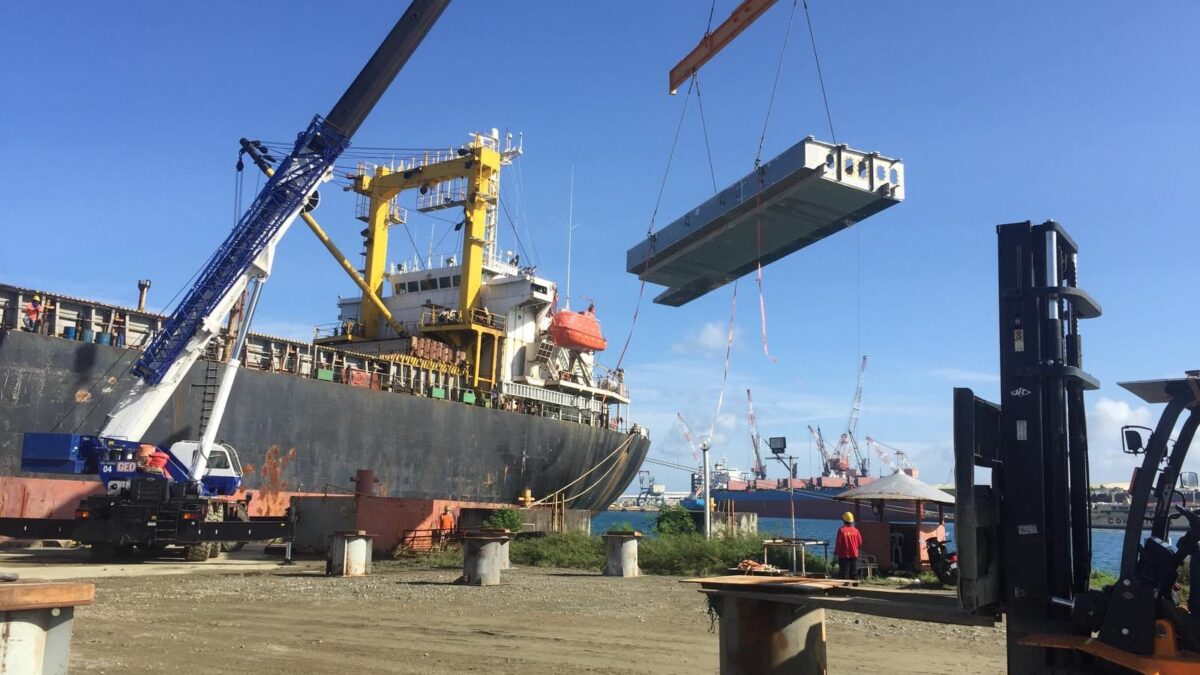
left=0, top=330, right=648, bottom=511
left=684, top=488, right=934, bottom=521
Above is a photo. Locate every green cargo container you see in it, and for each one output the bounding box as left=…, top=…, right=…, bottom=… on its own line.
left=317, top=368, right=335, bottom=382
left=462, top=391, right=476, bottom=405
left=431, top=387, right=446, bottom=399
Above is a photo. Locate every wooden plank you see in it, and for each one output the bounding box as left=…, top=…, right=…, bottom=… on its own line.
left=698, top=589, right=997, bottom=627
left=0, top=582, right=94, bottom=612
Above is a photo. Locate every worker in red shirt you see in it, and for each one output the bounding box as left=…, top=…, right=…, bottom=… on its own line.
left=22, top=295, right=43, bottom=332
left=835, top=512, right=863, bottom=580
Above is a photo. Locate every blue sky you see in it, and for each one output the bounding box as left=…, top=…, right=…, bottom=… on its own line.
left=2, top=2, right=1197, bottom=489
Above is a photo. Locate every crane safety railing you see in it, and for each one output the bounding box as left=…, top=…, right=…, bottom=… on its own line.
left=133, top=116, right=350, bottom=385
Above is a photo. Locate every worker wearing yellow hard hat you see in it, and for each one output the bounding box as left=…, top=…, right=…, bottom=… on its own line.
left=835, top=511, right=863, bottom=579
left=22, top=294, right=44, bottom=332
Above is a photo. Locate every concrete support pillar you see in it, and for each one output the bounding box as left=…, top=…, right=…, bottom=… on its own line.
left=0, top=581, right=94, bottom=675
left=462, top=533, right=509, bottom=586
left=715, top=595, right=827, bottom=675
left=327, top=530, right=374, bottom=577
left=603, top=532, right=641, bottom=577
left=479, top=528, right=512, bottom=570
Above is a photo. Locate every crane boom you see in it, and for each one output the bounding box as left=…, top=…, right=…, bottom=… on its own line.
left=746, top=389, right=767, bottom=480
left=99, top=0, right=450, bottom=465
left=868, top=436, right=915, bottom=472
left=866, top=437, right=896, bottom=474
left=831, top=355, right=869, bottom=476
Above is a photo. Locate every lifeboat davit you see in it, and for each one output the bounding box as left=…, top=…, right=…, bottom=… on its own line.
left=549, top=305, right=608, bottom=352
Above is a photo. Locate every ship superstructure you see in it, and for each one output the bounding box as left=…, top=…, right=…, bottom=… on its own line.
left=305, top=130, right=630, bottom=429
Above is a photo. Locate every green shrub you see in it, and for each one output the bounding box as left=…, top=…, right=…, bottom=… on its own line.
left=605, top=521, right=637, bottom=534
left=1090, top=569, right=1118, bottom=589
left=656, top=504, right=697, bottom=535
left=510, top=532, right=604, bottom=569
left=483, top=508, right=525, bottom=532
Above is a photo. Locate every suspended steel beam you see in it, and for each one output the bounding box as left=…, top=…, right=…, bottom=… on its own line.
left=668, top=0, right=778, bottom=94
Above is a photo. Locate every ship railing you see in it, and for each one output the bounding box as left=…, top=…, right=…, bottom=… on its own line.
left=419, top=305, right=507, bottom=332
left=398, top=527, right=460, bottom=554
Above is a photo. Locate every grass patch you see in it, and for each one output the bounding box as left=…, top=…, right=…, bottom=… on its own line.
left=1090, top=569, right=1118, bottom=589
left=384, top=548, right=463, bottom=570
left=511, top=532, right=605, bottom=570
left=507, top=532, right=829, bottom=577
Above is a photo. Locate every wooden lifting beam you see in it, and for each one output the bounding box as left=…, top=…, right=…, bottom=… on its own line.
left=668, top=0, right=779, bottom=94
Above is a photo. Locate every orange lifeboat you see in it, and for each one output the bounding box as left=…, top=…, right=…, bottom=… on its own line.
left=549, top=305, right=608, bottom=352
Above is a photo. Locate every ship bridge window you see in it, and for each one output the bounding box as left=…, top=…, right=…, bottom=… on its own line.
left=438, top=276, right=452, bottom=289
left=394, top=283, right=407, bottom=294
left=453, top=275, right=461, bottom=287
left=407, top=281, right=420, bottom=293
left=531, top=283, right=548, bottom=294
left=420, top=278, right=436, bottom=291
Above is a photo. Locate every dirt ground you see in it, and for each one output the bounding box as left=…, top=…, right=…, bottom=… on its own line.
left=4, top=549, right=1005, bottom=674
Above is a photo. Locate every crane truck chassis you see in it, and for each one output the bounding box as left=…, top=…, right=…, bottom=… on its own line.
left=0, top=433, right=294, bottom=561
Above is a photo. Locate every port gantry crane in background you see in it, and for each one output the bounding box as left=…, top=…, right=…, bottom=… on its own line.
left=808, top=424, right=842, bottom=477
left=829, top=355, right=870, bottom=478
left=0, top=0, right=451, bottom=561
left=865, top=436, right=915, bottom=476
left=745, top=389, right=768, bottom=480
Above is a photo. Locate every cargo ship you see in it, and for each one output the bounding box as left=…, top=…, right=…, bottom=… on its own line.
left=0, top=131, right=649, bottom=511
left=679, top=459, right=920, bottom=520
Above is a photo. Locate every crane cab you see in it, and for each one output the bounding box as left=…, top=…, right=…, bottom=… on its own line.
left=166, top=441, right=243, bottom=496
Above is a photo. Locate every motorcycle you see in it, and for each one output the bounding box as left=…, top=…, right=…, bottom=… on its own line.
left=926, top=538, right=959, bottom=586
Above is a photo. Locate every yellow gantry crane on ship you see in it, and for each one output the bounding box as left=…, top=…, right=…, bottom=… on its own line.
left=242, top=130, right=518, bottom=390
left=349, top=132, right=509, bottom=389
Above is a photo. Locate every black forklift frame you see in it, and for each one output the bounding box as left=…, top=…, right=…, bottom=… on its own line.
left=953, top=220, right=1101, bottom=672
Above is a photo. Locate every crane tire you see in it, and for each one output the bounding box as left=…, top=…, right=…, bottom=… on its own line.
left=184, top=543, right=212, bottom=562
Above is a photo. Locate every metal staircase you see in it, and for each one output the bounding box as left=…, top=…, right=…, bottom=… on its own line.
left=132, top=116, right=349, bottom=385
left=196, top=342, right=221, bottom=437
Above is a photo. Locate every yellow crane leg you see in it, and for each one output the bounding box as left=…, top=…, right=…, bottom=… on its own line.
left=298, top=209, right=405, bottom=338
left=249, top=159, right=405, bottom=338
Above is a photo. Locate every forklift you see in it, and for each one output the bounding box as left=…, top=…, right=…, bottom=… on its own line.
left=955, top=220, right=1200, bottom=672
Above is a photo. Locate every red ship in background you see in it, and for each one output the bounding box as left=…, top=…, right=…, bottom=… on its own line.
left=679, top=357, right=925, bottom=521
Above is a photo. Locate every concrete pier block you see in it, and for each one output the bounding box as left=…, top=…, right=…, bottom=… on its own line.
left=479, top=528, right=512, bottom=570
left=462, top=532, right=510, bottom=586
left=602, top=531, right=641, bottom=577
left=327, top=530, right=374, bottom=577
left=716, top=596, right=826, bottom=674
left=0, top=581, right=94, bottom=675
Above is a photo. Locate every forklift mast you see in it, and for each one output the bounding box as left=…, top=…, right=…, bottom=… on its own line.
left=953, top=220, right=1102, bottom=672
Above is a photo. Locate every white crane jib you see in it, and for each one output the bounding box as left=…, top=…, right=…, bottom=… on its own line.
left=98, top=222, right=293, bottom=481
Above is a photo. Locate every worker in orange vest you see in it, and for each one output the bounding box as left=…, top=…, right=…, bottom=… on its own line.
left=435, top=505, right=455, bottom=549
left=835, top=512, right=864, bottom=579
left=22, top=295, right=43, bottom=332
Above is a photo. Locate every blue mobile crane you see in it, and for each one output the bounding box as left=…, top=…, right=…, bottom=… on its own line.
left=0, top=0, right=451, bottom=561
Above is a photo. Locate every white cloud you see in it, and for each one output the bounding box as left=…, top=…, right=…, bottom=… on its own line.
left=1086, top=397, right=1154, bottom=483
left=670, top=320, right=738, bottom=354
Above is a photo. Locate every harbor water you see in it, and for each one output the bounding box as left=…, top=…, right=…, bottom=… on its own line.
left=592, top=511, right=1129, bottom=574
